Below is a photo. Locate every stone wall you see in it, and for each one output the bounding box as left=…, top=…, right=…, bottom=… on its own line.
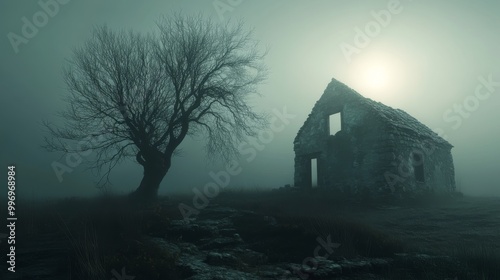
left=294, top=79, right=456, bottom=195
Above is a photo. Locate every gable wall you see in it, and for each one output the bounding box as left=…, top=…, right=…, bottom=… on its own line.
left=293, top=80, right=456, bottom=194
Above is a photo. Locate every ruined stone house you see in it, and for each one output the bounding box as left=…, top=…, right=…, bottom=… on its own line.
left=293, top=78, right=456, bottom=194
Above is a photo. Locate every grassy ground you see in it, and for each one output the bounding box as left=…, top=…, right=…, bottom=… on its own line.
left=3, top=189, right=500, bottom=279
left=212, top=188, right=500, bottom=279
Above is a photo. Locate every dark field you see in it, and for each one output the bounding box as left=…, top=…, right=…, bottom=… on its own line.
left=2, top=189, right=499, bottom=279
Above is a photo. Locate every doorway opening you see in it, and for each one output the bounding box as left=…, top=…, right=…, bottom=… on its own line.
left=311, top=158, right=318, bottom=187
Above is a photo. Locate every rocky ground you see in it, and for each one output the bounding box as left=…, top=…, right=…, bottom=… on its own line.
left=142, top=204, right=463, bottom=279
left=2, top=193, right=498, bottom=279
left=1, top=205, right=460, bottom=280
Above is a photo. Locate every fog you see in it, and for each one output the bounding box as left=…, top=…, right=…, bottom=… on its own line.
left=1, top=0, right=499, bottom=199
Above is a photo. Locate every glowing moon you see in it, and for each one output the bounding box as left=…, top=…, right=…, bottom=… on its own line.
left=345, top=51, right=405, bottom=101
left=363, top=65, right=389, bottom=90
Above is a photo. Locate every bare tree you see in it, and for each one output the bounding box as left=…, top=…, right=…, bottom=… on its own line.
left=43, top=14, right=268, bottom=201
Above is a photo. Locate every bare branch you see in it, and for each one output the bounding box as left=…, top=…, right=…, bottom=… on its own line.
left=43, top=14, right=268, bottom=188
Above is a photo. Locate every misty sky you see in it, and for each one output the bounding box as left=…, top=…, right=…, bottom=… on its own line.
left=1, top=0, right=499, bottom=199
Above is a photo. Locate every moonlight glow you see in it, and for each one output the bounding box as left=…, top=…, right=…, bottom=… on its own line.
left=346, top=51, right=407, bottom=101
left=363, top=65, right=389, bottom=90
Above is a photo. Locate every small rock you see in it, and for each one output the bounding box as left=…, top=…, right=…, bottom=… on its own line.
left=230, top=248, right=268, bottom=266
left=166, top=220, right=218, bottom=242
left=205, top=252, right=240, bottom=267
left=141, top=236, right=181, bottom=257
left=178, top=242, right=199, bottom=254
left=200, top=236, right=244, bottom=250
left=219, top=228, right=238, bottom=237
left=338, top=259, right=372, bottom=273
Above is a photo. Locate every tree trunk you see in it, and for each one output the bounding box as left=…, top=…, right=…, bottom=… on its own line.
left=131, top=160, right=169, bottom=202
